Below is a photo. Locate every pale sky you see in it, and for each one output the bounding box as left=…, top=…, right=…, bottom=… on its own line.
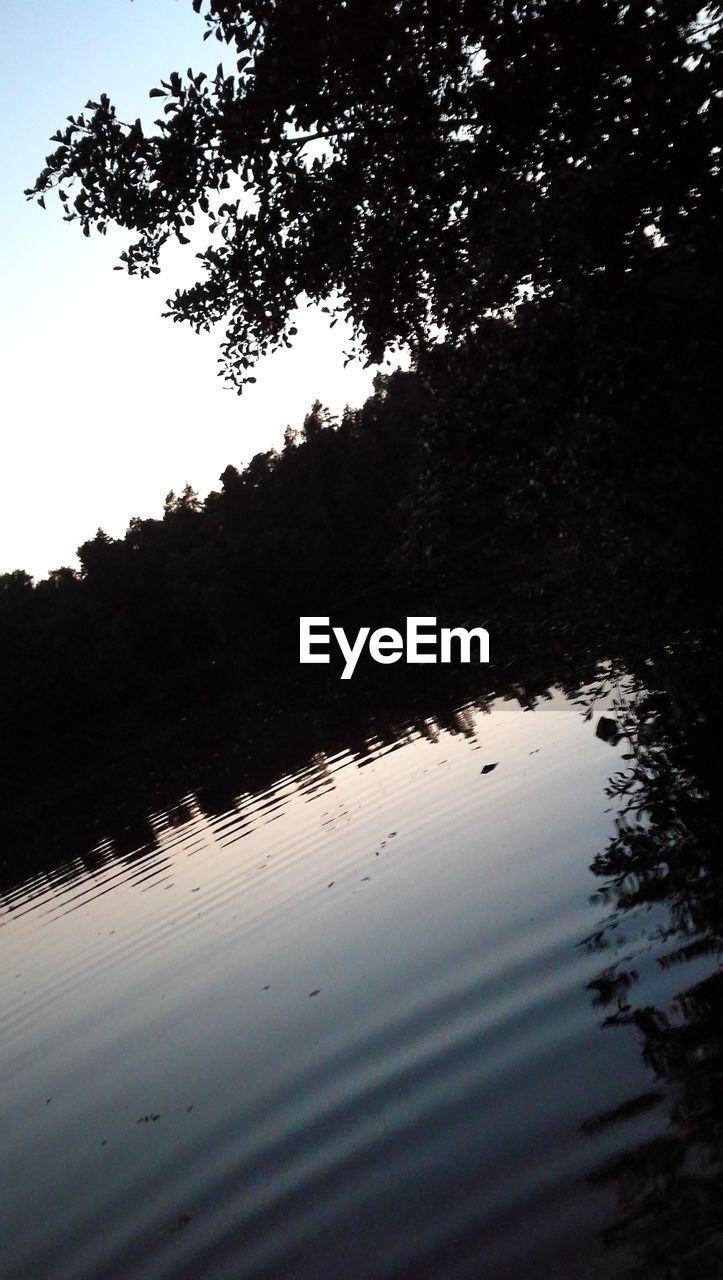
left=0, top=0, right=395, bottom=580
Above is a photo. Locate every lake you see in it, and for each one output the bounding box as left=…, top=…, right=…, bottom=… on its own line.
left=1, top=684, right=717, bottom=1278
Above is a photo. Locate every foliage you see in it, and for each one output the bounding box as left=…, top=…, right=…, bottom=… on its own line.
left=27, top=0, right=723, bottom=386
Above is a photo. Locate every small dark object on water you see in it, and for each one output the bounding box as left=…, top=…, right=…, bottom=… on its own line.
left=481, top=763, right=498, bottom=774
left=167, top=1214, right=191, bottom=1234
left=309, top=989, right=321, bottom=998
left=596, top=717, right=620, bottom=745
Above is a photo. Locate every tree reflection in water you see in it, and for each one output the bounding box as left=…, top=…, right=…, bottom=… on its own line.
left=579, top=642, right=723, bottom=1278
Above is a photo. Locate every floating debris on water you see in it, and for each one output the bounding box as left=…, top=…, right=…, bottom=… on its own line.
left=596, top=716, right=620, bottom=745
left=165, top=1213, right=191, bottom=1235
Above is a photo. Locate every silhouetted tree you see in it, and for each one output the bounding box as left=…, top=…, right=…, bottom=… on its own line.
left=27, top=1, right=723, bottom=386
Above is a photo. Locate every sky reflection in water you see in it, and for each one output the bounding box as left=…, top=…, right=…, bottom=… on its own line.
left=0, top=689, right=700, bottom=1279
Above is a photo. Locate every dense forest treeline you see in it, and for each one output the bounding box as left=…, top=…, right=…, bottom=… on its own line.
left=2, top=257, right=721, bottom=838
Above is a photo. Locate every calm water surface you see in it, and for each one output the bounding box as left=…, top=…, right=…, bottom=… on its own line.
left=0, top=691, right=701, bottom=1278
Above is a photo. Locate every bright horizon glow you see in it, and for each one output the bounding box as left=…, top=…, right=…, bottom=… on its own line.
left=0, top=0, right=404, bottom=581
